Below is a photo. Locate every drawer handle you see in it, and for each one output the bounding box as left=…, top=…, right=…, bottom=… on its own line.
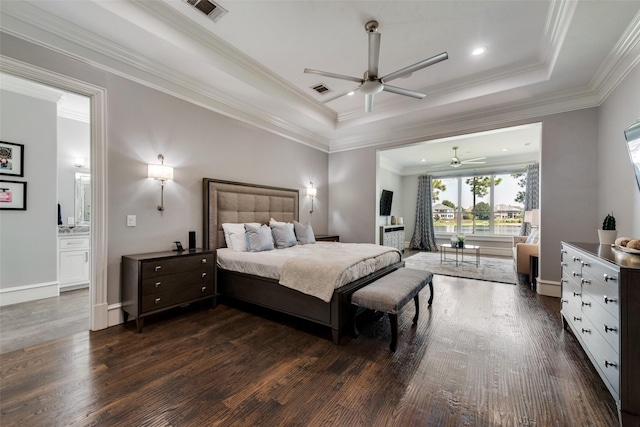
left=154, top=297, right=161, bottom=304
left=604, top=360, right=618, bottom=368
left=573, top=292, right=581, bottom=297
left=581, top=301, right=591, bottom=307
left=561, top=249, right=567, bottom=254
left=561, top=279, right=568, bottom=284
left=561, top=299, right=568, bottom=304
left=201, top=286, right=207, bottom=292
left=572, top=272, right=581, bottom=277
left=201, top=258, right=207, bottom=264
left=155, top=266, right=162, bottom=272
left=572, top=256, right=581, bottom=262
left=603, top=274, right=617, bottom=282
left=573, top=316, right=582, bottom=322
left=560, top=262, right=568, bottom=267
left=604, top=325, right=618, bottom=333
left=581, top=328, right=591, bottom=334
left=580, top=261, right=590, bottom=267
left=155, top=282, right=161, bottom=288
left=201, top=272, right=207, bottom=278
left=580, top=278, right=591, bottom=285
left=604, top=296, right=618, bottom=304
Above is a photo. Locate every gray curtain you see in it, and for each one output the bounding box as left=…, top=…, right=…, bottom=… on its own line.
left=410, top=175, right=438, bottom=251
left=520, top=163, right=539, bottom=236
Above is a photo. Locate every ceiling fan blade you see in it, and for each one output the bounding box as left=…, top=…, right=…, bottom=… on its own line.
left=381, top=52, right=449, bottom=83
left=462, top=157, right=487, bottom=162
left=318, top=87, right=360, bottom=104
left=461, top=161, right=486, bottom=164
left=365, top=94, right=374, bottom=113
left=382, top=84, right=426, bottom=99
left=304, top=68, right=363, bottom=83
left=368, top=31, right=381, bottom=77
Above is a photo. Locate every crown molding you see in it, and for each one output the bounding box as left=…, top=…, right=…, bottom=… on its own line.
left=0, top=71, right=64, bottom=102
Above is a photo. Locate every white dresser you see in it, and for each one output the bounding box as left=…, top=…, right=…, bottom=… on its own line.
left=59, top=234, right=90, bottom=290
left=380, top=225, right=405, bottom=252
left=560, top=242, right=640, bottom=425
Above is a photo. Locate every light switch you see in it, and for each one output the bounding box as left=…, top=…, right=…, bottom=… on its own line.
left=67, top=217, right=74, bottom=225
left=127, top=215, right=136, bottom=227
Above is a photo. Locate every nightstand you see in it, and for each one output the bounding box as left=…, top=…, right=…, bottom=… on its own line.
left=315, top=234, right=339, bottom=242
left=529, top=254, right=539, bottom=288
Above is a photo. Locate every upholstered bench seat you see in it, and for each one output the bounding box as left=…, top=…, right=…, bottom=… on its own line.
left=351, top=268, right=434, bottom=352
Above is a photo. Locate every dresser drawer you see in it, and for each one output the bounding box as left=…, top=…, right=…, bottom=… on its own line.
left=581, top=269, right=619, bottom=320
left=141, top=282, right=214, bottom=312
left=562, top=282, right=584, bottom=325
left=581, top=256, right=619, bottom=288
left=581, top=293, right=620, bottom=354
left=141, top=267, right=213, bottom=295
left=141, top=254, right=214, bottom=278
left=60, top=236, right=90, bottom=250
left=562, top=244, right=585, bottom=279
left=577, top=316, right=620, bottom=398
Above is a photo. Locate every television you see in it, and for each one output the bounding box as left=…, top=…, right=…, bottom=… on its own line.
left=624, top=119, right=640, bottom=192
left=380, top=189, right=393, bottom=216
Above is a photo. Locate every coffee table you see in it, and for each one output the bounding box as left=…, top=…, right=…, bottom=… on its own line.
left=440, top=243, right=480, bottom=267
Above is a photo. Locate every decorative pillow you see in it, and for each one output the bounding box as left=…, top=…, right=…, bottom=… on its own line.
left=244, top=223, right=275, bottom=252
left=294, top=220, right=316, bottom=245
left=525, top=229, right=538, bottom=244
left=270, top=222, right=297, bottom=249
left=222, top=222, right=259, bottom=251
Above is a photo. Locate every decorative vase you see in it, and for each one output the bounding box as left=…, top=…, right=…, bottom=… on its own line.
left=391, top=216, right=397, bottom=225
left=598, top=229, right=617, bottom=245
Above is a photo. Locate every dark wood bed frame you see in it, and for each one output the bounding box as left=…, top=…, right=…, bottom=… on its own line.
left=202, top=178, right=403, bottom=344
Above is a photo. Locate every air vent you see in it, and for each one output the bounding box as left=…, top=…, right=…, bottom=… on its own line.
left=311, top=83, right=332, bottom=95
left=184, top=0, right=228, bottom=22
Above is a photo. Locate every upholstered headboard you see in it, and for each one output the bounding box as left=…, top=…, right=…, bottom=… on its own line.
left=202, top=178, right=299, bottom=250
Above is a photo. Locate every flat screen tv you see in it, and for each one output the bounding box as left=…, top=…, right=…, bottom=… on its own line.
left=380, top=189, right=393, bottom=216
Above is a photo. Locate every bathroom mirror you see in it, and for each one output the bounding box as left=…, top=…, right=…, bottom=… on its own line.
left=624, top=119, right=640, bottom=192
left=75, top=172, right=91, bottom=225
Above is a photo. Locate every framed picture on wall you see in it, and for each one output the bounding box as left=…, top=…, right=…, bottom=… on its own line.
left=0, top=180, right=27, bottom=210
left=0, top=141, right=25, bottom=177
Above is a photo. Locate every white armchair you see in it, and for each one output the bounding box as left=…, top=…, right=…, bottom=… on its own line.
left=512, top=234, right=539, bottom=275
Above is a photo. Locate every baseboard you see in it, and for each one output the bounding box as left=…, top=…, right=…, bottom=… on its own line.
left=0, top=281, right=59, bottom=307
left=108, top=302, right=124, bottom=327
left=536, top=278, right=561, bottom=297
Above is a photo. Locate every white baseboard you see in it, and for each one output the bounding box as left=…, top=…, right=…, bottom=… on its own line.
left=0, top=281, right=59, bottom=307
left=537, top=278, right=561, bottom=297
left=108, top=302, right=124, bottom=327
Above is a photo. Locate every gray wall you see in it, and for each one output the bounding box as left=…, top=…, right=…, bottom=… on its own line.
left=0, top=90, right=58, bottom=288
left=1, top=34, right=329, bottom=304
left=377, top=167, right=404, bottom=232
left=57, top=117, right=90, bottom=224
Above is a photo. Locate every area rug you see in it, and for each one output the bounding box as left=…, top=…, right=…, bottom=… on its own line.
left=404, top=251, right=517, bottom=284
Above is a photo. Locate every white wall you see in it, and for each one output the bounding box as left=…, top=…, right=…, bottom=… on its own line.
left=377, top=167, right=404, bottom=242
left=0, top=90, right=58, bottom=291
left=57, top=117, right=90, bottom=224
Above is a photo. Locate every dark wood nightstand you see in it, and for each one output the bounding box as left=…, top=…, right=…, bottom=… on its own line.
left=529, top=254, right=539, bottom=289
left=315, top=234, right=339, bottom=242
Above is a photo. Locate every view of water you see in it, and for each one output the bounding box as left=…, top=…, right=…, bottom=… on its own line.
left=434, top=224, right=523, bottom=235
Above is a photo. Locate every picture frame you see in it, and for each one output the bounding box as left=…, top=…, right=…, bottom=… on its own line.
left=0, top=141, right=25, bottom=177
left=0, top=180, right=27, bottom=210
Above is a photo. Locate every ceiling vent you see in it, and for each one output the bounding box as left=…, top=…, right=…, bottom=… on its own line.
left=184, top=0, right=228, bottom=22
left=311, top=83, right=332, bottom=95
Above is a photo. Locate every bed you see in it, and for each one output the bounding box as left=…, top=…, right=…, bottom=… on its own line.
left=202, top=178, right=404, bottom=344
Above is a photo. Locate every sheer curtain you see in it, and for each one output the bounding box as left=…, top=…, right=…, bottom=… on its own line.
left=520, top=163, right=539, bottom=236
left=410, top=175, right=438, bottom=251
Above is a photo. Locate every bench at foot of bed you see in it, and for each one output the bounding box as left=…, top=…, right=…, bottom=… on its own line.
left=351, top=268, right=434, bottom=352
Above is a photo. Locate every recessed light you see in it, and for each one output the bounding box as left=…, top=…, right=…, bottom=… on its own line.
left=347, top=91, right=355, bottom=96
left=420, top=158, right=426, bottom=162
left=501, top=148, right=508, bottom=152
left=472, top=47, right=486, bottom=56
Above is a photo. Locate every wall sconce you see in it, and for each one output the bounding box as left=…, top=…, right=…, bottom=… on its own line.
left=307, top=181, right=317, bottom=214
left=148, top=154, right=174, bottom=211
left=74, top=158, right=85, bottom=168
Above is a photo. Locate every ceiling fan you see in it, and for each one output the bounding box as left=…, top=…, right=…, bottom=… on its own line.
left=431, top=146, right=487, bottom=168
left=304, top=20, right=448, bottom=113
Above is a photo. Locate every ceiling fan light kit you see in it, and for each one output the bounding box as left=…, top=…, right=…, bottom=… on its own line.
left=304, top=20, right=448, bottom=112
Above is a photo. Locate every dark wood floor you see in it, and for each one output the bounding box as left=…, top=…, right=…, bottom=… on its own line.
left=0, top=275, right=619, bottom=426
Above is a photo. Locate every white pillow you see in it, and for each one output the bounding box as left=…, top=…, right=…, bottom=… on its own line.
left=222, top=222, right=259, bottom=251
left=270, top=222, right=297, bottom=249
left=294, top=220, right=316, bottom=245
left=244, top=223, right=275, bottom=252
left=525, top=229, right=539, bottom=244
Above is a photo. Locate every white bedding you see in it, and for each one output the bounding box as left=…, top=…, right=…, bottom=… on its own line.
left=216, top=242, right=402, bottom=302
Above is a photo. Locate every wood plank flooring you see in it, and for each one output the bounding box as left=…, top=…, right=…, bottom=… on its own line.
left=0, top=275, right=619, bottom=426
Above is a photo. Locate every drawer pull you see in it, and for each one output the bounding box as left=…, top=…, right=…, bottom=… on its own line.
left=201, top=286, right=207, bottom=292
left=580, top=261, right=590, bottom=267
left=561, top=278, right=568, bottom=284
left=154, top=297, right=161, bottom=304
left=201, top=258, right=207, bottom=264
left=154, top=265, right=162, bottom=272
left=572, top=292, right=581, bottom=297
left=561, top=299, right=568, bottom=304
left=155, top=281, right=162, bottom=288
left=581, top=301, right=591, bottom=307
left=581, top=328, right=591, bottom=334
left=604, top=296, right=618, bottom=304
left=572, top=256, right=581, bottom=262
left=603, top=274, right=617, bottom=282
left=572, top=272, right=581, bottom=277
left=201, top=272, right=207, bottom=278
left=561, top=250, right=567, bottom=254
left=604, top=360, right=618, bottom=368
left=560, top=262, right=568, bottom=267
left=580, top=278, right=591, bottom=285
left=573, top=316, right=582, bottom=322
left=604, top=325, right=618, bottom=333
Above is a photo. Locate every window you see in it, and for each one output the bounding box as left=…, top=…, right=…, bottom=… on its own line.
left=431, top=172, right=525, bottom=236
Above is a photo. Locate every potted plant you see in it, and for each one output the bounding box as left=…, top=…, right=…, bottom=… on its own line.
left=457, top=234, right=466, bottom=248
left=598, top=213, right=617, bottom=245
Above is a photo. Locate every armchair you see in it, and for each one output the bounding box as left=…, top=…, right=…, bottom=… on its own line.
left=512, top=234, right=539, bottom=275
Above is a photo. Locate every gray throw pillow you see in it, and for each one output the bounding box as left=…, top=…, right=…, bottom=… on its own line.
left=244, top=224, right=275, bottom=252
left=271, top=222, right=297, bottom=249
left=294, top=220, right=316, bottom=245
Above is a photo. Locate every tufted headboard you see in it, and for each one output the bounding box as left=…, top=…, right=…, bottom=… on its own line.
left=202, top=178, right=299, bottom=250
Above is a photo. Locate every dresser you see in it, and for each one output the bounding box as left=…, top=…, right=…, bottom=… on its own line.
left=560, top=242, right=640, bottom=425
left=380, top=225, right=405, bottom=252
left=121, top=249, right=216, bottom=332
